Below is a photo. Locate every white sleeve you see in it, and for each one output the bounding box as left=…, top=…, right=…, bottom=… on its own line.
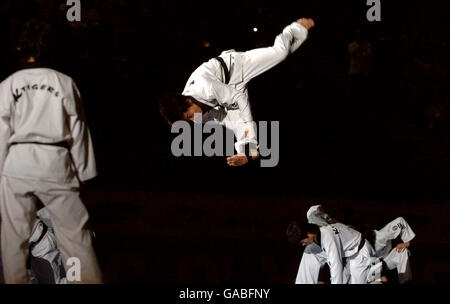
left=0, top=79, right=12, bottom=176
left=207, top=79, right=253, bottom=123
left=284, top=22, right=309, bottom=54
left=207, top=79, right=259, bottom=153
left=321, top=229, right=344, bottom=284
left=230, top=120, right=259, bottom=154
left=377, top=217, right=416, bottom=243
left=64, top=80, right=97, bottom=182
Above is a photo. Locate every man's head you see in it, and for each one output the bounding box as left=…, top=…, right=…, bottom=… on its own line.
left=306, top=205, right=337, bottom=227
left=303, top=223, right=320, bottom=245
left=17, top=19, right=54, bottom=66
left=287, top=221, right=319, bottom=246
left=286, top=221, right=303, bottom=245
left=158, top=93, right=204, bottom=125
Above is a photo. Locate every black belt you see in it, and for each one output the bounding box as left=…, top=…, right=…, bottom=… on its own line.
left=215, top=56, right=230, bottom=84
left=357, top=238, right=366, bottom=252
left=10, top=141, right=70, bottom=150
left=343, top=239, right=366, bottom=266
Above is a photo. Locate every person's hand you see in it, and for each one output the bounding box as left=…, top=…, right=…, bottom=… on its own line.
left=297, top=18, right=315, bottom=30
left=249, top=150, right=260, bottom=160
left=396, top=241, right=410, bottom=252
left=227, top=154, right=249, bottom=167
left=300, top=238, right=313, bottom=246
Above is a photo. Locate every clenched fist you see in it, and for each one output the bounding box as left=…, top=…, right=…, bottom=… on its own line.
left=297, top=18, right=315, bottom=30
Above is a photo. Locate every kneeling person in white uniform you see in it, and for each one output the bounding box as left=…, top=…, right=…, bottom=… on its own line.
left=0, top=19, right=102, bottom=283
left=159, top=17, right=314, bottom=166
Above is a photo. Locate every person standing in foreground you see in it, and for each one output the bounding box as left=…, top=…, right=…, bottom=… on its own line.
left=159, top=17, right=315, bottom=166
left=0, top=19, right=102, bottom=283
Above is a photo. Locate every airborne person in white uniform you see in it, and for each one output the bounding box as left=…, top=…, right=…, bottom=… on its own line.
left=0, top=20, right=102, bottom=283
left=159, top=17, right=315, bottom=166
left=287, top=205, right=383, bottom=284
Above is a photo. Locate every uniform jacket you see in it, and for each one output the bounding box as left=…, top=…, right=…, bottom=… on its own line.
left=0, top=68, right=96, bottom=184
left=307, top=205, right=362, bottom=284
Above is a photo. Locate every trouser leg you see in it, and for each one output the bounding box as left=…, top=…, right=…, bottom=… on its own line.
left=37, top=182, right=102, bottom=284
left=348, top=241, right=373, bottom=284
left=383, top=249, right=412, bottom=283
left=0, top=177, right=37, bottom=284
left=348, top=256, right=369, bottom=284
left=240, top=39, right=290, bottom=85
left=239, top=22, right=307, bottom=84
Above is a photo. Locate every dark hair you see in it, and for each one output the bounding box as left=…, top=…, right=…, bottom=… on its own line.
left=286, top=221, right=303, bottom=245
left=287, top=221, right=320, bottom=245
left=304, top=223, right=320, bottom=235
left=18, top=19, right=54, bottom=66
left=158, top=93, right=191, bottom=125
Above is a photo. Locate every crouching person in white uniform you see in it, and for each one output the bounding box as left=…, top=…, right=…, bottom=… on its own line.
left=0, top=20, right=102, bottom=284
left=159, top=17, right=315, bottom=166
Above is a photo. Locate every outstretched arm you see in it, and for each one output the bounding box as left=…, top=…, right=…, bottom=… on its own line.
left=227, top=128, right=259, bottom=167
left=205, top=79, right=259, bottom=166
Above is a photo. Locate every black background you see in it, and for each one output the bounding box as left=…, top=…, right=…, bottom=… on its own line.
left=0, top=0, right=449, bottom=284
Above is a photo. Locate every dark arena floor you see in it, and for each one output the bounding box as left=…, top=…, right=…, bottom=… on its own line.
left=85, top=189, right=450, bottom=284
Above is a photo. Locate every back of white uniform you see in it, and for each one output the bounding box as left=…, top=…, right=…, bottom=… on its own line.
left=307, top=205, right=362, bottom=284
left=307, top=205, right=362, bottom=257
left=0, top=68, right=96, bottom=184
left=321, top=223, right=362, bottom=258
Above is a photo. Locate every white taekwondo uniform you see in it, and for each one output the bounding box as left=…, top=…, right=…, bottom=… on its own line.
left=182, top=21, right=309, bottom=153
left=374, top=217, right=415, bottom=283
left=0, top=67, right=102, bottom=283
left=295, top=242, right=328, bottom=284
left=295, top=205, right=383, bottom=284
